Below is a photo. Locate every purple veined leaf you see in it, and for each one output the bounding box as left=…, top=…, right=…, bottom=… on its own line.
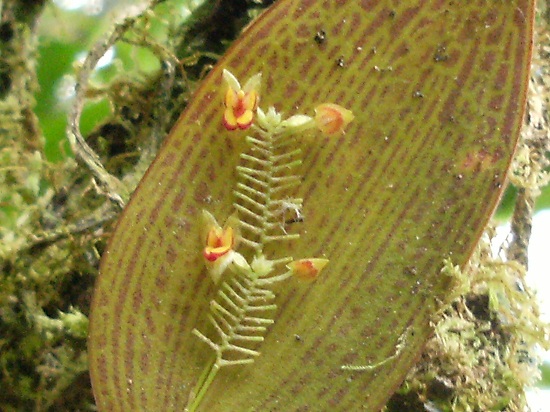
left=89, top=0, right=535, bottom=410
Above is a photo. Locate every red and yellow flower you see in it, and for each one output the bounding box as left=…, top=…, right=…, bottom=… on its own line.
left=203, top=224, right=235, bottom=262
left=201, top=210, right=242, bottom=283
left=222, top=69, right=262, bottom=131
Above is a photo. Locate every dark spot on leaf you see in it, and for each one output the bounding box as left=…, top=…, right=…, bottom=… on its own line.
left=314, top=30, right=326, bottom=45
left=434, top=44, right=449, bottom=62
left=404, top=266, right=418, bottom=276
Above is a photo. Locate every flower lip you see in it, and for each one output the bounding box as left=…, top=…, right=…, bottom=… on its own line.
left=222, top=69, right=262, bottom=131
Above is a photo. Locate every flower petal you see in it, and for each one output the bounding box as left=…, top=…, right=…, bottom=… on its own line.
left=203, top=245, right=231, bottom=262
left=242, top=90, right=258, bottom=111
left=221, top=226, right=235, bottom=248
left=242, top=72, right=262, bottom=93
left=223, top=108, right=239, bottom=130
left=224, top=213, right=241, bottom=248
left=236, top=110, right=254, bottom=130
left=205, top=251, right=236, bottom=284
left=222, top=69, right=241, bottom=91
left=205, top=227, right=221, bottom=248
left=224, top=88, right=238, bottom=108
left=201, top=210, right=222, bottom=242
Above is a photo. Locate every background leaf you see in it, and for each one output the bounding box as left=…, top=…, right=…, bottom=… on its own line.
left=89, top=0, right=535, bottom=410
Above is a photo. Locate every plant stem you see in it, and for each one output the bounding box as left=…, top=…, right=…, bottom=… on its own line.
left=186, top=357, right=219, bottom=412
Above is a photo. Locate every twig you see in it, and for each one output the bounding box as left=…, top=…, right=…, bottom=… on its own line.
left=23, top=202, right=117, bottom=252
left=507, top=77, right=550, bottom=268
left=66, top=0, right=167, bottom=209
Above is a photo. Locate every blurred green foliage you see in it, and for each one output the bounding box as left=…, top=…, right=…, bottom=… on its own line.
left=541, top=362, right=550, bottom=385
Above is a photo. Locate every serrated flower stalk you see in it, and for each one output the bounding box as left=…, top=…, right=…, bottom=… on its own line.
left=186, top=69, right=352, bottom=411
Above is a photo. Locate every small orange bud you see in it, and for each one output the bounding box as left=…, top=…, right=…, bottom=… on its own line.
left=314, top=103, right=354, bottom=135
left=287, top=258, right=329, bottom=281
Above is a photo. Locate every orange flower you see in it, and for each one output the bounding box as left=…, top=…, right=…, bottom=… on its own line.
left=222, top=69, right=262, bottom=131
left=314, top=103, right=354, bottom=135
left=201, top=210, right=242, bottom=283
left=287, top=258, right=329, bottom=281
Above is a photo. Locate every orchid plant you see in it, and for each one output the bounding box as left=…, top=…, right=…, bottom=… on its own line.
left=187, top=69, right=353, bottom=411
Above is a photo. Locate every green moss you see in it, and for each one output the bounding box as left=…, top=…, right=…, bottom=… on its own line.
left=386, top=230, right=550, bottom=411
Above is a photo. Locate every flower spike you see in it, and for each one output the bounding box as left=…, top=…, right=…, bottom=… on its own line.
left=190, top=70, right=356, bottom=412
left=314, top=103, right=354, bottom=135
left=222, top=69, right=262, bottom=131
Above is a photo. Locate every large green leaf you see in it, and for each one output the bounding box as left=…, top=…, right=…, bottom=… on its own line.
left=89, top=0, right=534, bottom=410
